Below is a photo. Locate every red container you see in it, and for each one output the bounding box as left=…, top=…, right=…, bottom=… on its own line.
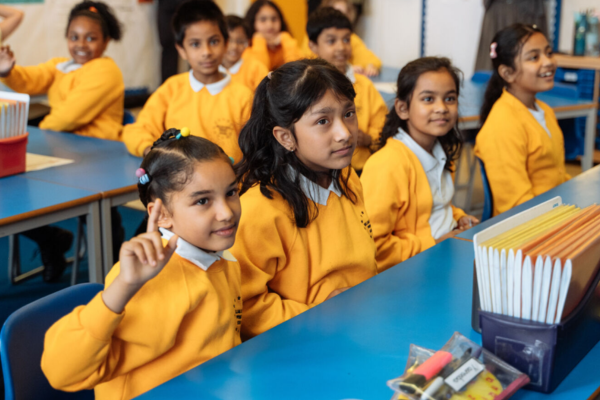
left=0, top=132, right=28, bottom=178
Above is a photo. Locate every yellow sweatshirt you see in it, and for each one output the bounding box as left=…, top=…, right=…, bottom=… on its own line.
left=225, top=54, right=269, bottom=91
left=350, top=71, right=388, bottom=171
left=475, top=90, right=570, bottom=216
left=361, top=139, right=466, bottom=271
left=1, top=57, right=124, bottom=140
left=122, top=72, right=253, bottom=162
left=246, top=32, right=303, bottom=71
left=41, top=245, right=242, bottom=400
left=231, top=168, right=378, bottom=338
left=302, top=33, right=382, bottom=70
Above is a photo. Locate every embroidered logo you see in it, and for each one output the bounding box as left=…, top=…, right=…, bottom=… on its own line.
left=233, top=295, right=243, bottom=332
left=360, top=211, right=373, bottom=239
left=214, top=118, right=235, bottom=138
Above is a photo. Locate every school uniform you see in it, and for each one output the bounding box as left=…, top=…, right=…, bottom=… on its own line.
left=245, top=31, right=303, bottom=71
left=345, top=66, right=387, bottom=171
left=231, top=167, right=378, bottom=338
left=1, top=57, right=124, bottom=140
left=220, top=53, right=269, bottom=91
left=122, top=71, right=253, bottom=162
left=475, top=89, right=570, bottom=216
left=361, top=128, right=466, bottom=271
left=41, top=230, right=242, bottom=400
left=301, top=33, right=382, bottom=70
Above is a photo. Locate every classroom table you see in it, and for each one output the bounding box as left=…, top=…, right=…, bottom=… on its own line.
left=23, top=126, right=142, bottom=275
left=372, top=66, right=598, bottom=171
left=0, top=175, right=103, bottom=282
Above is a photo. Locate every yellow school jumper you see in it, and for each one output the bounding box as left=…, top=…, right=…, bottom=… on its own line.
left=345, top=66, right=387, bottom=170
left=301, top=33, right=382, bottom=70
left=41, top=231, right=242, bottom=400
left=246, top=32, right=303, bottom=71
left=122, top=71, right=253, bottom=162
left=475, top=89, right=570, bottom=216
left=361, top=136, right=466, bottom=271
left=1, top=57, right=124, bottom=140
left=231, top=167, right=378, bottom=338
left=221, top=53, right=269, bottom=91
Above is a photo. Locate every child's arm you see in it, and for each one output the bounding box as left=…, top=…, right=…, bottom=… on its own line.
left=0, top=48, right=57, bottom=94
left=279, top=32, right=303, bottom=64
left=350, top=34, right=381, bottom=75
left=246, top=34, right=271, bottom=70
left=0, top=5, right=24, bottom=40
left=41, top=201, right=179, bottom=391
left=38, top=59, right=123, bottom=134
left=365, top=82, right=388, bottom=151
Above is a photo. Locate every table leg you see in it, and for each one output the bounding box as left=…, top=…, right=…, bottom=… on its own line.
left=582, top=107, right=597, bottom=171
left=87, top=201, right=103, bottom=283
left=101, top=198, right=114, bottom=277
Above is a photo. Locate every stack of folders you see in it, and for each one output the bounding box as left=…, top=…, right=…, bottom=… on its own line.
left=473, top=197, right=600, bottom=325
left=0, top=91, right=29, bottom=139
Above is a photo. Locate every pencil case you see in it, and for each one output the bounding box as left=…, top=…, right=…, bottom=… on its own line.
left=0, top=132, right=28, bottom=178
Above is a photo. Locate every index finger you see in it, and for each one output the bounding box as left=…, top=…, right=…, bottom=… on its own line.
left=147, top=198, right=163, bottom=233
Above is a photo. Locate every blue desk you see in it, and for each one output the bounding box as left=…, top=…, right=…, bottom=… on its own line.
left=373, top=66, right=597, bottom=170
left=138, top=236, right=600, bottom=400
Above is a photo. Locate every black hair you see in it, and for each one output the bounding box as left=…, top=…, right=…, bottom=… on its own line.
left=173, top=0, right=228, bottom=47
left=379, top=56, right=463, bottom=171
left=245, top=0, right=288, bottom=37
left=67, top=1, right=122, bottom=40
left=237, top=58, right=357, bottom=228
left=138, top=128, right=232, bottom=208
left=225, top=15, right=251, bottom=40
left=306, top=7, right=353, bottom=43
left=480, top=23, right=544, bottom=124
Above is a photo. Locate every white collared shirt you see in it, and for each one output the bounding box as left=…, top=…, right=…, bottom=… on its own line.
left=287, top=166, right=342, bottom=206
left=394, top=128, right=457, bottom=239
left=159, top=228, right=236, bottom=271
left=188, top=70, right=231, bottom=95
left=528, top=103, right=551, bottom=138
left=56, top=59, right=83, bottom=74
left=345, top=64, right=356, bottom=84
left=219, top=58, right=244, bottom=75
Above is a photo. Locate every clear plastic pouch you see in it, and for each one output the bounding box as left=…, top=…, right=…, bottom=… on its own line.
left=387, top=332, right=530, bottom=400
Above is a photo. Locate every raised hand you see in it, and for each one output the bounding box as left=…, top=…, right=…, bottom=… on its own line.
left=0, top=46, right=16, bottom=77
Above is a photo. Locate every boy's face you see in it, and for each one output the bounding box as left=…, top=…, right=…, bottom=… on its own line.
left=176, top=20, right=227, bottom=83
left=309, top=27, right=352, bottom=73
left=223, top=26, right=248, bottom=67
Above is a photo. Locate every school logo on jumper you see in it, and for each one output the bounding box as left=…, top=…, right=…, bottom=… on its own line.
left=214, top=119, right=235, bottom=138
left=360, top=211, right=373, bottom=239
left=233, top=295, right=243, bottom=333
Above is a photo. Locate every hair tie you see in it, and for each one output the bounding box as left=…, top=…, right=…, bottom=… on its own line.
left=89, top=6, right=98, bottom=13
left=489, top=42, right=498, bottom=59
left=267, top=71, right=273, bottom=80
left=136, top=168, right=150, bottom=185
left=176, top=127, right=190, bottom=140
left=229, top=156, right=235, bottom=165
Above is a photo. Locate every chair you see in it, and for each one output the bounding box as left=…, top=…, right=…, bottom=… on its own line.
left=0, top=283, right=102, bottom=400
left=478, top=157, right=493, bottom=222
left=123, top=109, right=135, bottom=125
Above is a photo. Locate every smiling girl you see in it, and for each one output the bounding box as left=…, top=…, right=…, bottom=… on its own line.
left=475, top=24, right=570, bottom=216
left=0, top=1, right=124, bottom=140
left=232, top=59, right=378, bottom=338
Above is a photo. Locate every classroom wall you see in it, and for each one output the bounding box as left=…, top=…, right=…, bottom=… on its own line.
left=558, top=0, right=598, bottom=53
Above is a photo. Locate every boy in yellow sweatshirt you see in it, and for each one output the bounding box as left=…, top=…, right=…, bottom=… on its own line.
left=42, top=132, right=243, bottom=400
left=0, top=1, right=124, bottom=140
left=306, top=7, right=387, bottom=172
left=122, top=1, right=253, bottom=162
left=222, top=15, right=268, bottom=91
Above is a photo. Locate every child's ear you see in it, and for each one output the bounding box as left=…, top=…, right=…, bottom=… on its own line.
left=394, top=99, right=410, bottom=121
left=175, top=44, right=188, bottom=61
left=308, top=40, right=319, bottom=55
left=273, top=126, right=297, bottom=152
left=147, top=201, right=174, bottom=230
left=498, top=64, right=516, bottom=84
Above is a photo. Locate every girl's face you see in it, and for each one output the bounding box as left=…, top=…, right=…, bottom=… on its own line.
left=67, top=16, right=108, bottom=65
left=275, top=89, right=358, bottom=173
left=158, top=159, right=241, bottom=252
left=395, top=69, right=458, bottom=146
left=505, top=32, right=556, bottom=95
left=255, top=5, right=281, bottom=40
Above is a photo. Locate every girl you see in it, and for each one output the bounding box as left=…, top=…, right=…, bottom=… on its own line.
left=41, top=130, right=243, bottom=400
left=361, top=57, right=479, bottom=271
left=0, top=1, right=124, bottom=140
left=302, top=0, right=381, bottom=77
left=244, top=0, right=302, bottom=71
left=232, top=59, right=378, bottom=339
left=475, top=24, right=570, bottom=217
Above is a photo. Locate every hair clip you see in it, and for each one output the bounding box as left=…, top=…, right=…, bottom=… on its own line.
left=89, top=6, right=98, bottom=13
left=490, top=42, right=498, bottom=59
left=136, top=168, right=150, bottom=185
left=176, top=127, right=190, bottom=140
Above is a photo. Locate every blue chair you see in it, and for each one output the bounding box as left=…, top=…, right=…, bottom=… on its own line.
left=477, top=157, right=493, bottom=222
left=123, top=109, right=135, bottom=126
left=1, top=283, right=102, bottom=400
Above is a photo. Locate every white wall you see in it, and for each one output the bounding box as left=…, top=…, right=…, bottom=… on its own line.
left=558, top=0, right=599, bottom=53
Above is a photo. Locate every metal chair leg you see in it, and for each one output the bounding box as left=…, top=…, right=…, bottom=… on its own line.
left=8, top=235, right=21, bottom=284
left=71, top=219, right=86, bottom=286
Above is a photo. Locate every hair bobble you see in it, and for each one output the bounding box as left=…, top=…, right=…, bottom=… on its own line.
left=89, top=6, right=98, bottom=13
left=490, top=42, right=498, bottom=59
left=136, top=168, right=150, bottom=185
left=267, top=71, right=273, bottom=80
left=176, top=127, right=191, bottom=139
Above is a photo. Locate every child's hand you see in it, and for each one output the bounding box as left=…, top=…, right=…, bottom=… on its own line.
left=326, top=287, right=349, bottom=300
left=0, top=46, right=16, bottom=77
left=363, top=64, right=379, bottom=77
left=352, top=65, right=365, bottom=75
left=458, top=215, right=479, bottom=230
left=356, top=130, right=372, bottom=148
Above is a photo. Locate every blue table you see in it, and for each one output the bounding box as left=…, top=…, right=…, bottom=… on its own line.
left=372, top=67, right=597, bottom=170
